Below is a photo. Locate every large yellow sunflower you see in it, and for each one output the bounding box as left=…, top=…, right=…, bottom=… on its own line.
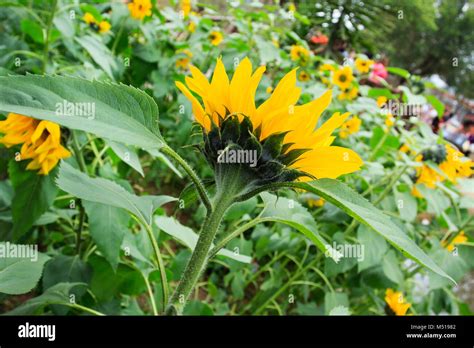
left=175, top=58, right=363, bottom=182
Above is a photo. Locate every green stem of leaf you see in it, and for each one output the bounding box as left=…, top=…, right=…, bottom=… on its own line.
left=41, top=0, right=58, bottom=74
left=161, top=145, right=212, bottom=213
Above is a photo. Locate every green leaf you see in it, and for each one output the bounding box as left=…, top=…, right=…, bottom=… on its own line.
left=154, top=216, right=251, bottom=263
left=369, top=126, right=400, bottom=159
left=0, top=74, right=164, bottom=150
left=428, top=248, right=468, bottom=290
left=260, top=192, right=342, bottom=262
left=382, top=250, right=404, bottom=284
left=20, top=19, right=44, bottom=44
left=387, top=66, right=410, bottom=79
left=291, top=179, right=454, bottom=283
left=0, top=242, right=50, bottom=294
left=394, top=187, right=417, bottom=222
left=425, top=95, right=445, bottom=118
left=8, top=161, right=58, bottom=240
left=83, top=201, right=129, bottom=269
left=56, top=162, right=176, bottom=225
left=367, top=88, right=398, bottom=99
left=108, top=140, right=144, bottom=177
left=329, top=305, right=351, bottom=315
left=75, top=35, right=120, bottom=80
left=357, top=224, right=387, bottom=272
left=324, top=292, right=348, bottom=315
left=5, top=282, right=84, bottom=315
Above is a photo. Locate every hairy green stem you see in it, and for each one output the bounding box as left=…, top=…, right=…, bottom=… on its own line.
left=161, top=145, right=212, bottom=213
left=41, top=0, right=58, bottom=74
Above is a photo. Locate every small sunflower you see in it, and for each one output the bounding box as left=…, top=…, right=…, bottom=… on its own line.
left=98, top=21, right=111, bottom=34
left=175, top=49, right=193, bottom=70
left=181, top=0, right=192, bottom=17
left=83, top=12, right=96, bottom=25
left=338, top=87, right=358, bottom=101
left=187, top=21, right=196, bottom=33
left=377, top=96, right=388, bottom=108
left=208, top=31, right=223, bottom=46
left=298, top=71, right=310, bottom=82
left=307, top=197, right=325, bottom=208
left=332, top=66, right=353, bottom=90
left=439, top=145, right=473, bottom=182
left=339, top=116, right=361, bottom=139
left=355, top=58, right=374, bottom=74
left=385, top=289, right=411, bottom=316
left=319, top=63, right=335, bottom=72
left=442, top=231, right=468, bottom=252
left=385, top=113, right=395, bottom=127
left=175, top=58, right=363, bottom=193
left=0, top=113, right=71, bottom=175
left=128, top=0, right=152, bottom=20
left=290, top=45, right=310, bottom=64
left=266, top=86, right=273, bottom=94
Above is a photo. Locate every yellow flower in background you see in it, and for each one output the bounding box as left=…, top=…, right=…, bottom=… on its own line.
left=319, top=63, right=335, bottom=72
left=339, top=116, right=361, bottom=139
left=208, top=31, right=223, bottom=46
left=332, top=66, right=353, bottom=90
left=288, top=2, right=296, bottom=12
left=399, top=144, right=410, bottom=153
left=442, top=231, right=468, bottom=252
left=290, top=45, right=310, bottom=63
left=377, top=96, right=388, bottom=107
left=181, top=0, right=192, bottom=17
left=338, top=87, right=358, bottom=101
left=416, top=164, right=443, bottom=189
left=128, top=0, right=152, bottom=20
left=0, top=113, right=70, bottom=175
left=272, top=38, right=280, bottom=48
left=98, top=21, right=111, bottom=34
left=175, top=49, right=193, bottom=70
left=307, top=197, right=325, bottom=208
left=266, top=86, right=273, bottom=94
left=385, top=113, right=395, bottom=127
left=355, top=58, right=374, bottom=74
left=83, top=12, right=96, bottom=24
left=439, top=145, right=473, bottom=182
left=321, top=76, right=330, bottom=86
left=385, top=289, right=411, bottom=316
left=298, top=71, right=310, bottom=82
left=175, top=57, right=363, bottom=180
left=187, top=21, right=196, bottom=33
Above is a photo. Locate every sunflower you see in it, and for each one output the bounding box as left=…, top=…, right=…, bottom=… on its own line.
left=187, top=21, right=196, bottom=33
left=175, top=49, right=193, bottom=70
left=128, top=0, right=152, bottom=20
left=175, top=58, right=363, bottom=192
left=83, top=12, right=96, bottom=25
left=307, top=197, right=325, bottom=208
left=332, top=66, right=353, bottom=90
left=377, top=96, right=387, bottom=107
left=439, top=145, right=473, bottom=182
left=266, top=86, right=273, bottom=94
left=208, top=31, right=223, bottom=46
left=355, top=58, right=374, bottom=74
left=338, top=87, right=358, bottom=101
left=442, top=231, right=468, bottom=252
left=385, top=289, right=411, bottom=316
left=181, top=0, right=192, bottom=17
left=0, top=113, right=70, bottom=175
left=98, top=21, right=111, bottom=34
left=385, top=113, right=395, bottom=127
left=339, top=116, right=361, bottom=139
left=319, top=63, right=335, bottom=72
left=290, top=45, right=310, bottom=64
left=298, top=71, right=310, bottom=82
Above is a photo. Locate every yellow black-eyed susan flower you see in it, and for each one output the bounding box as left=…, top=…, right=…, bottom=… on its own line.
left=442, top=231, right=468, bottom=252
left=290, top=45, right=309, bottom=64
left=332, top=66, right=353, bottom=90
left=208, top=31, right=223, bottom=46
left=339, top=116, right=361, bottom=139
left=298, top=71, right=310, bottom=82
left=355, top=58, right=374, bottom=74
left=128, top=0, right=152, bottom=20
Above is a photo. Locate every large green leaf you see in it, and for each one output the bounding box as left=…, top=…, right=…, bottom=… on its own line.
left=75, top=35, right=119, bottom=80
left=5, top=282, right=84, bottom=315
left=9, top=161, right=58, bottom=240
left=259, top=192, right=342, bottom=262
left=56, top=162, right=176, bottom=225
left=154, top=216, right=251, bottom=263
left=292, top=179, right=454, bottom=282
left=0, top=74, right=163, bottom=149
left=83, top=201, right=129, bottom=270
left=0, top=242, right=50, bottom=294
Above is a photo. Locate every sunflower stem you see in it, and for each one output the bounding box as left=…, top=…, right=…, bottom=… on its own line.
left=165, top=166, right=244, bottom=315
